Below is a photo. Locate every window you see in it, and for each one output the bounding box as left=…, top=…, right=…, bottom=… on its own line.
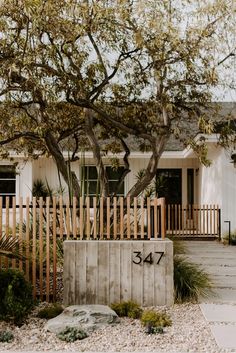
left=0, top=165, right=16, bottom=206
left=81, top=166, right=125, bottom=197
left=156, top=169, right=182, bottom=204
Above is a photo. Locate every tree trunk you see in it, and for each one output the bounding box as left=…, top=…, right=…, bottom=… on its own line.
left=127, top=135, right=169, bottom=199
left=44, top=131, right=81, bottom=198
left=84, top=115, right=109, bottom=197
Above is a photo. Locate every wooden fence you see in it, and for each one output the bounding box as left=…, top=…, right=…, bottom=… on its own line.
left=0, top=196, right=166, bottom=301
left=166, top=204, right=220, bottom=237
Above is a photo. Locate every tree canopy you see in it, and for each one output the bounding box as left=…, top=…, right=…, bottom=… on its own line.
left=0, top=0, right=235, bottom=198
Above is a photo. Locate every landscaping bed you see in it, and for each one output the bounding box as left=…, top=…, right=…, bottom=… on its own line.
left=0, top=302, right=222, bottom=352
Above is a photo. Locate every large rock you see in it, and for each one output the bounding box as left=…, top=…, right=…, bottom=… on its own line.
left=44, top=305, right=119, bottom=334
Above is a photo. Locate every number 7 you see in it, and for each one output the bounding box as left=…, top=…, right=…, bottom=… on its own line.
left=155, top=251, right=164, bottom=264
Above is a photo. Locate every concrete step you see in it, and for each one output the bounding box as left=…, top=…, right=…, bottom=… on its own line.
left=200, top=288, right=236, bottom=303
left=185, top=256, right=236, bottom=267
left=198, top=265, right=236, bottom=275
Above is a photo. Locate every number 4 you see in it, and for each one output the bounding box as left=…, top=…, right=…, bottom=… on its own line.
left=143, top=252, right=153, bottom=264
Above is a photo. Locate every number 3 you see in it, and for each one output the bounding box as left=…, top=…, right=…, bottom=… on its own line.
left=133, top=251, right=142, bottom=264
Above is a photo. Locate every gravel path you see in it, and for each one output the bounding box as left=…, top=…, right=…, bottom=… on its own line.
left=0, top=303, right=232, bottom=353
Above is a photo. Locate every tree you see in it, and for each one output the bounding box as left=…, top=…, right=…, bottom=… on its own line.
left=0, top=0, right=235, bottom=198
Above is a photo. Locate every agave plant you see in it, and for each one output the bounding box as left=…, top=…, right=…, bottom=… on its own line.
left=0, top=235, right=26, bottom=261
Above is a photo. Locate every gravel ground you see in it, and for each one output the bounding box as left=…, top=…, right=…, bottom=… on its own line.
left=0, top=303, right=232, bottom=353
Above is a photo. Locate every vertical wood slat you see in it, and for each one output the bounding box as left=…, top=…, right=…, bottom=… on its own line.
left=59, top=196, right=64, bottom=239
left=178, top=204, right=181, bottom=236
left=86, top=197, right=90, bottom=239
left=202, top=205, right=205, bottom=236
left=100, top=197, right=104, bottom=239
left=199, top=204, right=202, bottom=236
left=46, top=197, right=50, bottom=302
left=11, top=197, right=16, bottom=269
left=127, top=197, right=131, bottom=239
left=134, top=197, right=137, bottom=239
left=206, top=204, right=209, bottom=235
left=32, top=197, right=37, bottom=299
left=171, top=205, right=174, bottom=236
left=120, top=197, right=124, bottom=239
left=93, top=197, right=97, bottom=239
left=25, top=197, right=30, bottom=281
left=113, top=197, right=117, bottom=239
left=210, top=205, right=213, bottom=235
left=161, top=198, right=166, bottom=239
left=19, top=197, right=23, bottom=271
left=5, top=197, right=9, bottom=269
left=39, top=197, right=44, bottom=300
left=107, top=197, right=110, bottom=239
left=5, top=197, right=9, bottom=237
left=195, top=205, right=199, bottom=235
left=153, top=198, right=158, bottom=239
left=66, top=198, right=70, bottom=239
left=167, top=204, right=170, bottom=233
left=52, top=197, right=57, bottom=301
left=80, top=197, right=83, bottom=239
left=72, top=197, right=77, bottom=239
left=182, top=205, right=185, bottom=236
left=214, top=205, right=218, bottom=234
left=140, top=197, right=144, bottom=239
left=174, top=204, right=177, bottom=237
left=147, top=197, right=151, bottom=239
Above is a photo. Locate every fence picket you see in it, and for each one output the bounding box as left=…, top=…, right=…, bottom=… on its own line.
left=113, top=197, right=117, bottom=239
left=46, top=197, right=50, bottom=302
left=12, top=197, right=16, bottom=269
left=52, top=197, right=57, bottom=301
left=32, top=197, right=37, bottom=299
left=134, top=197, right=137, bottom=239
left=107, top=197, right=110, bottom=239
left=25, top=197, right=30, bottom=281
left=39, top=197, right=44, bottom=300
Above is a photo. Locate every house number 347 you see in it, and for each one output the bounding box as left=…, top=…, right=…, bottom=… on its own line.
left=132, top=251, right=164, bottom=265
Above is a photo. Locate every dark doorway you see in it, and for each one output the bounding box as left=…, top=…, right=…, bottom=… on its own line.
left=155, top=169, right=182, bottom=204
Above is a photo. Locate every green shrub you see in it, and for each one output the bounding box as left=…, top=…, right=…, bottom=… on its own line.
left=141, top=310, right=172, bottom=328
left=0, top=269, right=34, bottom=325
left=174, top=256, right=213, bottom=303
left=110, top=300, right=143, bottom=319
left=0, top=330, right=14, bottom=343
left=57, top=327, right=88, bottom=342
left=222, top=231, right=236, bottom=246
left=37, top=304, right=63, bottom=319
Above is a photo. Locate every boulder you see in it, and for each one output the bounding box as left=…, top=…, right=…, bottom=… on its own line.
left=44, top=304, right=119, bottom=334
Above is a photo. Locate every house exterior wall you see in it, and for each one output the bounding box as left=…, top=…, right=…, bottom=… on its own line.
left=31, top=156, right=199, bottom=205
left=0, top=159, right=33, bottom=201
left=198, top=144, right=236, bottom=234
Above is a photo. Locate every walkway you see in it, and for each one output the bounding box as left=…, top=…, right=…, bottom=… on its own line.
left=184, top=240, right=236, bottom=350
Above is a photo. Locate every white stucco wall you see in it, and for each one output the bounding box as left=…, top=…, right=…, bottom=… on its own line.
left=31, top=155, right=198, bottom=206
left=198, top=144, right=236, bottom=235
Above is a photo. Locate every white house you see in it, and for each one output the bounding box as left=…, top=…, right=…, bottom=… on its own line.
left=0, top=102, right=235, bottom=237
left=1, top=127, right=236, bottom=237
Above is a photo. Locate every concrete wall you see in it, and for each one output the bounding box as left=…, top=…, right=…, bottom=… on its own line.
left=63, top=240, right=174, bottom=307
